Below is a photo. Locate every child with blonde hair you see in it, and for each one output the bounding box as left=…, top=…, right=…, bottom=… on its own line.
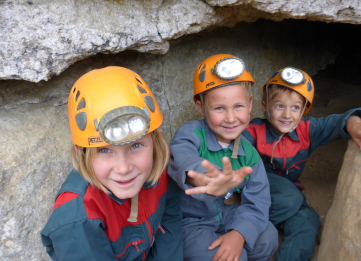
left=168, top=54, right=278, bottom=261
left=41, top=67, right=183, bottom=261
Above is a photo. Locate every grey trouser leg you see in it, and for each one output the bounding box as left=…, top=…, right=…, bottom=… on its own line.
left=182, top=205, right=278, bottom=261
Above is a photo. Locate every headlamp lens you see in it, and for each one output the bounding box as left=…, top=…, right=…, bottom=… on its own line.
left=99, top=106, right=150, bottom=145
left=215, top=58, right=245, bottom=80
left=104, top=118, right=129, bottom=142
left=280, top=67, right=304, bottom=85
left=104, top=116, right=147, bottom=142
left=128, top=117, right=145, bottom=133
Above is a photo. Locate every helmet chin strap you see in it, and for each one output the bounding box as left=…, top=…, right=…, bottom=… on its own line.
left=127, top=194, right=139, bottom=222
left=288, top=99, right=308, bottom=133
left=265, top=84, right=271, bottom=121
left=200, top=93, right=207, bottom=122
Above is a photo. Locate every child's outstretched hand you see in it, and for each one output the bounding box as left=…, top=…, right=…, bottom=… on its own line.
left=185, top=157, right=252, bottom=196
left=347, top=115, right=361, bottom=150
left=208, top=230, right=245, bottom=261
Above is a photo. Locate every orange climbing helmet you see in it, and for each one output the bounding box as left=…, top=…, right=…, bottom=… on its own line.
left=263, top=67, right=315, bottom=115
left=68, top=66, right=163, bottom=148
left=193, top=54, right=254, bottom=101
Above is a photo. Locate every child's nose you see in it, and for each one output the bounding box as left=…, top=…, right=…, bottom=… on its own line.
left=225, top=111, right=236, bottom=122
left=113, top=156, right=133, bottom=175
left=283, top=108, right=291, bottom=118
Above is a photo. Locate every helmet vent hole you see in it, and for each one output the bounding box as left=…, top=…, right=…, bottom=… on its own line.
left=144, top=96, right=155, bottom=112
left=135, top=77, right=143, bottom=85
left=200, top=64, right=205, bottom=71
left=77, top=98, right=86, bottom=111
left=137, top=85, right=147, bottom=94
left=307, top=82, right=313, bottom=92
left=75, top=112, right=87, bottom=131
left=199, top=70, right=206, bottom=82
left=75, top=90, right=80, bottom=102
left=73, top=88, right=76, bottom=93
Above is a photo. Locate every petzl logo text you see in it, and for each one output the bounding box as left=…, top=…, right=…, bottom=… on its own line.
left=88, top=137, right=103, bottom=145
left=206, top=82, right=215, bottom=88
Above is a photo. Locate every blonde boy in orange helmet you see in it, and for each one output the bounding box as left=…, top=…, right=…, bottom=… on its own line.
left=168, top=54, right=278, bottom=261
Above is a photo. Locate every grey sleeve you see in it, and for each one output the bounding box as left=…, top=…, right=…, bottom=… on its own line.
left=167, top=122, right=219, bottom=201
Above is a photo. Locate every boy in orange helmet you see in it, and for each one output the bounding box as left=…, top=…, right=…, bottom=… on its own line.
left=168, top=54, right=278, bottom=261
left=241, top=67, right=361, bottom=260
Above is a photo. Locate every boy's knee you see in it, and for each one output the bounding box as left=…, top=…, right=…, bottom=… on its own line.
left=269, top=175, right=304, bottom=213
left=301, top=207, right=321, bottom=231
left=266, top=223, right=279, bottom=252
left=285, top=191, right=304, bottom=212
left=249, top=222, right=278, bottom=260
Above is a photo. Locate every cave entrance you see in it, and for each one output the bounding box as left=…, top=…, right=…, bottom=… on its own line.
left=290, top=23, right=361, bottom=259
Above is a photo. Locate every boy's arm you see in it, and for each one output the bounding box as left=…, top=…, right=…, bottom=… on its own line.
left=346, top=115, right=361, bottom=149
left=167, top=121, right=221, bottom=201
left=147, top=177, right=183, bottom=261
left=308, top=108, right=361, bottom=152
left=226, top=157, right=271, bottom=250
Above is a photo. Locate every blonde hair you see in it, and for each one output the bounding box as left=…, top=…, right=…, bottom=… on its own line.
left=71, top=130, right=169, bottom=194
left=263, top=84, right=305, bottom=105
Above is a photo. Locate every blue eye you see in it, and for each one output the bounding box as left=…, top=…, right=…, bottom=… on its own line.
left=131, top=143, right=142, bottom=149
left=99, top=148, right=110, bottom=153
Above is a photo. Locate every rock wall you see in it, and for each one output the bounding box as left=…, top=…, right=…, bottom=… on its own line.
left=0, top=19, right=338, bottom=260
left=318, top=140, right=361, bottom=261
left=1, top=0, right=361, bottom=82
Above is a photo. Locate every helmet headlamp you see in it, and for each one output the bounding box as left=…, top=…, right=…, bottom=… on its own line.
left=280, top=67, right=305, bottom=85
left=214, top=57, right=245, bottom=80
left=99, top=106, right=150, bottom=145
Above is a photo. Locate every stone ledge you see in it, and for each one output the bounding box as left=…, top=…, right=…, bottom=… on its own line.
left=1, top=0, right=361, bottom=82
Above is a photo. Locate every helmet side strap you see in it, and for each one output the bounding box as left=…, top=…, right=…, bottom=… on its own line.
left=265, top=84, right=271, bottom=120
left=288, top=99, right=308, bottom=133
left=200, top=93, right=207, bottom=122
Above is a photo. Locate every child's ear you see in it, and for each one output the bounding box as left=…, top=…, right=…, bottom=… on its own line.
left=74, top=144, right=79, bottom=153
left=261, top=100, right=266, bottom=112
left=195, top=100, right=203, bottom=116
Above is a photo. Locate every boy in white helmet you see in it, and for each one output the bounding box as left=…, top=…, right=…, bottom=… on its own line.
left=168, top=54, right=278, bottom=261
left=241, top=67, right=361, bottom=261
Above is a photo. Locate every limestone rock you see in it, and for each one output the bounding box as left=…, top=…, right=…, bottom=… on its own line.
left=1, top=0, right=361, bottom=82
left=318, top=140, right=361, bottom=261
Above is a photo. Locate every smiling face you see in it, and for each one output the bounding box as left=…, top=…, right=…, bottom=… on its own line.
left=264, top=90, right=305, bottom=135
left=91, top=133, right=154, bottom=199
left=196, top=83, right=252, bottom=144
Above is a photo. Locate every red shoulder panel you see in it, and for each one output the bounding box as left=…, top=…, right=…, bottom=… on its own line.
left=246, top=124, right=259, bottom=141
left=250, top=120, right=311, bottom=158
left=53, top=192, right=80, bottom=210
left=84, top=170, right=168, bottom=241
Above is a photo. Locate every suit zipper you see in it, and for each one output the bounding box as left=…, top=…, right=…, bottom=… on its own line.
left=115, top=240, right=145, bottom=257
